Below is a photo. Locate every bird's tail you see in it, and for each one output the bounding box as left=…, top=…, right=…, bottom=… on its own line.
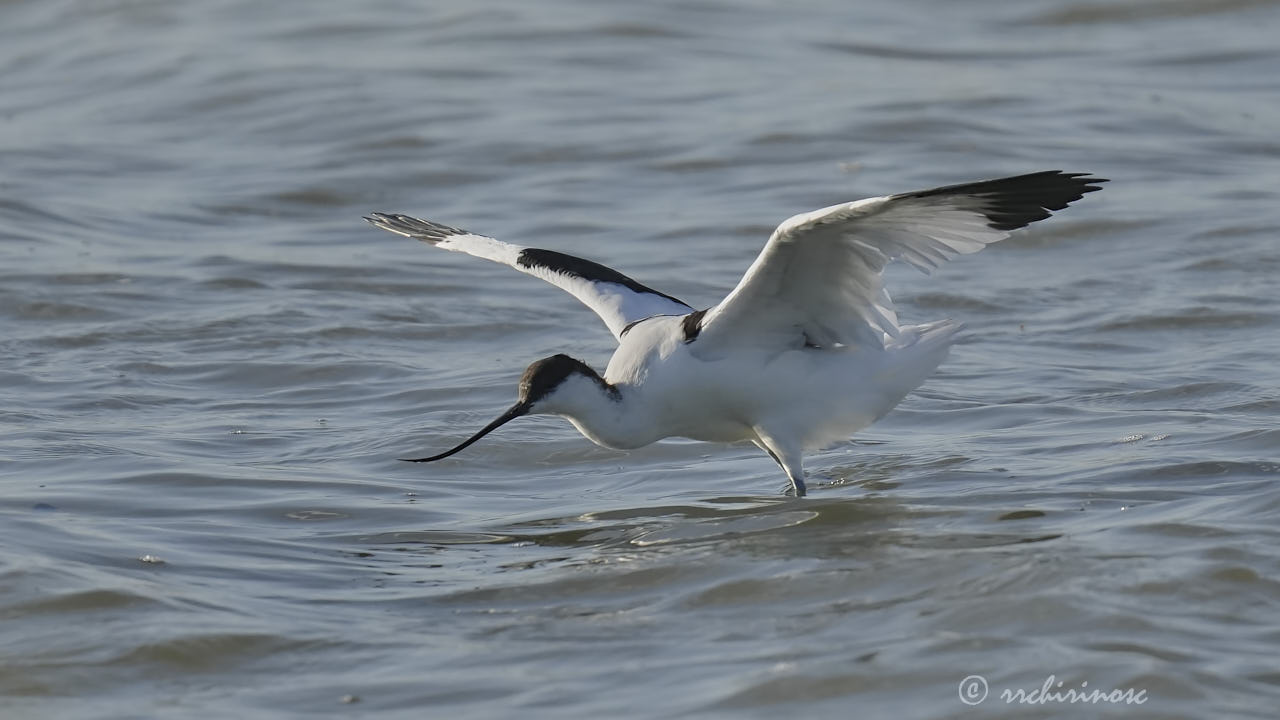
left=869, top=319, right=964, bottom=419
left=886, top=319, right=965, bottom=351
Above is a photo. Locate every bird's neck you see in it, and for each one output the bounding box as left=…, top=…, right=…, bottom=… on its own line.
left=547, top=376, right=655, bottom=450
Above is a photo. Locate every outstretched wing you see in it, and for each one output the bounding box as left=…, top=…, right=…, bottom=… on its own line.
left=365, top=213, right=692, bottom=340
left=691, top=171, right=1108, bottom=351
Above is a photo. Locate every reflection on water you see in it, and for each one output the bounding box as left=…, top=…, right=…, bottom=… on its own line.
left=3, top=0, right=1280, bottom=717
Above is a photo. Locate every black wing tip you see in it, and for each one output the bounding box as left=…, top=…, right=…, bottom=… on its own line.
left=364, top=211, right=407, bottom=226
left=399, top=457, right=436, bottom=463
left=911, top=170, right=1108, bottom=232
left=1037, top=170, right=1109, bottom=193
left=364, top=213, right=469, bottom=243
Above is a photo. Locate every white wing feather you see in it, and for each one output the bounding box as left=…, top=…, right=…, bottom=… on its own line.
left=695, top=171, right=1107, bottom=351
left=366, top=213, right=692, bottom=341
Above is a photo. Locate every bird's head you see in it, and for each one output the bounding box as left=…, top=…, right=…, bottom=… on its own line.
left=402, top=354, right=613, bottom=463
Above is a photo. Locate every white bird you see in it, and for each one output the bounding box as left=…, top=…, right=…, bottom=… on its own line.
left=367, top=170, right=1106, bottom=496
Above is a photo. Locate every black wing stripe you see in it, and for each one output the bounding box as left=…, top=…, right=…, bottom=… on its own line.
left=680, top=308, right=708, bottom=343
left=516, top=248, right=691, bottom=308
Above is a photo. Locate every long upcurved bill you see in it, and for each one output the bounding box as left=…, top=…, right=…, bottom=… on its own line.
left=400, top=402, right=529, bottom=463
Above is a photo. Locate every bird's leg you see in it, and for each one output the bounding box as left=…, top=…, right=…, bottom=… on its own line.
left=753, top=434, right=807, bottom=498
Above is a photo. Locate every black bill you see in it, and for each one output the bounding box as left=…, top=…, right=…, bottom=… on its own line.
left=400, top=401, right=530, bottom=463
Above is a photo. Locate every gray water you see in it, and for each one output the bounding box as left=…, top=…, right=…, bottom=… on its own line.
left=4, top=0, right=1280, bottom=718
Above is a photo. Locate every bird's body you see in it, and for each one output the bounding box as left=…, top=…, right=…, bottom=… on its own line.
left=367, top=170, right=1106, bottom=496
left=594, top=313, right=957, bottom=449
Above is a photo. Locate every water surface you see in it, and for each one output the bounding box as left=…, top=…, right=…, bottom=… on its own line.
left=3, top=0, right=1280, bottom=717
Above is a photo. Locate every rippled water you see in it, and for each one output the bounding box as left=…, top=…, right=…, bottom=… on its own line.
left=4, top=0, right=1280, bottom=717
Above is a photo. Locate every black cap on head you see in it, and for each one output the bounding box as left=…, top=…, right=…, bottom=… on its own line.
left=518, top=353, right=595, bottom=404
left=402, top=354, right=604, bottom=463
